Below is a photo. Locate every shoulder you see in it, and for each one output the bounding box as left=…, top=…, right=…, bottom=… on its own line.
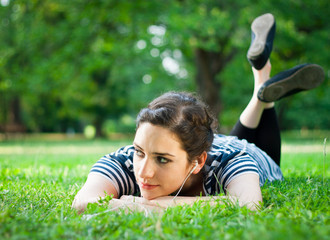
left=103, top=145, right=135, bottom=162
left=94, top=145, right=135, bottom=172
left=113, top=145, right=135, bottom=156
left=90, top=145, right=138, bottom=196
left=207, top=134, right=245, bottom=163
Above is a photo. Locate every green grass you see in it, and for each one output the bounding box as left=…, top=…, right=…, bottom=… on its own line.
left=0, top=137, right=329, bottom=239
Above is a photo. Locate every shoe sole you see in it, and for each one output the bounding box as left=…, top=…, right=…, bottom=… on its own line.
left=258, top=64, right=325, bottom=102
left=247, top=13, right=274, bottom=59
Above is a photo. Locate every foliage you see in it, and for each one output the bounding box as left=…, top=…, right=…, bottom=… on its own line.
left=0, top=139, right=329, bottom=239
left=0, top=0, right=329, bottom=134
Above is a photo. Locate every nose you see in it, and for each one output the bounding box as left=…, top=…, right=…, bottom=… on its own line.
left=137, top=157, right=155, bottom=180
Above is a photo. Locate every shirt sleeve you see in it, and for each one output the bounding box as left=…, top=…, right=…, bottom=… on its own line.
left=215, top=152, right=259, bottom=191
left=89, top=145, right=139, bottom=197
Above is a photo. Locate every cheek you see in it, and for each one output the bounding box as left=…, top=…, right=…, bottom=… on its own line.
left=161, top=166, right=187, bottom=185
left=132, top=156, right=140, bottom=174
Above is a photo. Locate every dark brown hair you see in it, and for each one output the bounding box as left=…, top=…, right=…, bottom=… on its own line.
left=136, top=91, right=218, bottom=162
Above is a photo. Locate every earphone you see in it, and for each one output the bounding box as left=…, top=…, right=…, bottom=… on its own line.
left=171, top=161, right=199, bottom=203
left=189, top=161, right=198, bottom=174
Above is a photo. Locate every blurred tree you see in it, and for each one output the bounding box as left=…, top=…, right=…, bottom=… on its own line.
left=164, top=0, right=252, bottom=117
left=0, top=0, right=328, bottom=136
left=0, top=0, right=174, bottom=136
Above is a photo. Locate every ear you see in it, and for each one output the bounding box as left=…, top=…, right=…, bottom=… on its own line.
left=192, top=151, right=207, bottom=174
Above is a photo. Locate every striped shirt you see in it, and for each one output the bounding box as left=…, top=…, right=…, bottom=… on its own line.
left=90, top=134, right=283, bottom=197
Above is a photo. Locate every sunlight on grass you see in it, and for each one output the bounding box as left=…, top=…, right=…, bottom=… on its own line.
left=0, top=138, right=329, bottom=239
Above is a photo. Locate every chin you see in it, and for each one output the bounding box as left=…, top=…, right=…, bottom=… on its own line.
left=141, top=191, right=166, bottom=200
left=141, top=193, right=158, bottom=200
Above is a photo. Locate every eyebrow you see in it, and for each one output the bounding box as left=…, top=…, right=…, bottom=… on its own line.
left=133, top=142, right=175, bottom=157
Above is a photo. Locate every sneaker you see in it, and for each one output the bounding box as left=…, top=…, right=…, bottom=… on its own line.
left=257, top=64, right=325, bottom=102
left=247, top=13, right=276, bottom=70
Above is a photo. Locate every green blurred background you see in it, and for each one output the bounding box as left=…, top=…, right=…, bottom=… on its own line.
left=0, top=0, right=329, bottom=139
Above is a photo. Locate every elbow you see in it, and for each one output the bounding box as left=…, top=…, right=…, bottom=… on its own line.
left=247, top=200, right=262, bottom=211
left=243, top=197, right=263, bottom=211
left=71, top=197, right=88, bottom=214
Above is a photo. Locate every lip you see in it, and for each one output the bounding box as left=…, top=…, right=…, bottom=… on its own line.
left=139, top=182, right=159, bottom=190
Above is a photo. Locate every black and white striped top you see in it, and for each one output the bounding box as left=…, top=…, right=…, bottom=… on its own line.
left=90, top=134, right=283, bottom=197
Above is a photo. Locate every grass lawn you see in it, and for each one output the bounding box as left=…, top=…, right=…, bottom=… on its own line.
left=0, top=136, right=329, bottom=239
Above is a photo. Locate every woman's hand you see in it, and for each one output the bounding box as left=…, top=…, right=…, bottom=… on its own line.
left=120, top=195, right=209, bottom=209
left=108, top=196, right=166, bottom=214
left=119, top=195, right=237, bottom=210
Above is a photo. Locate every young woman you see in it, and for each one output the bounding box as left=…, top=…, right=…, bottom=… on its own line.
left=72, top=13, right=324, bottom=213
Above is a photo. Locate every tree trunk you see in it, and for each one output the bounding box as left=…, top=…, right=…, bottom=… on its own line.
left=9, top=97, right=22, bottom=124
left=1, top=96, right=26, bottom=133
left=94, top=117, right=105, bottom=138
left=194, top=46, right=237, bottom=119
left=195, top=48, right=222, bottom=118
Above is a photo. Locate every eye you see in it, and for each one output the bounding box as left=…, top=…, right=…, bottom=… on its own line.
left=134, top=149, right=144, bottom=158
left=156, top=156, right=170, bottom=164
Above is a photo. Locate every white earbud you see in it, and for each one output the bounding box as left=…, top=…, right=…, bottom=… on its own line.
left=189, top=161, right=198, bottom=174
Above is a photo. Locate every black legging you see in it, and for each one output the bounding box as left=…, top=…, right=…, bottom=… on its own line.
left=230, top=107, right=281, bottom=166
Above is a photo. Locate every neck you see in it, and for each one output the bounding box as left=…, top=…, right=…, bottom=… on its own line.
left=180, top=172, right=205, bottom=196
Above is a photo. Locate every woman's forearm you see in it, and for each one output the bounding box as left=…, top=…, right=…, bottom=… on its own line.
left=149, top=195, right=239, bottom=208
left=119, top=195, right=239, bottom=210
left=74, top=194, right=258, bottom=215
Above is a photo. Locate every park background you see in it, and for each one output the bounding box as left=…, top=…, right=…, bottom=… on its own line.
left=0, top=1, right=329, bottom=239
left=0, top=0, right=329, bottom=139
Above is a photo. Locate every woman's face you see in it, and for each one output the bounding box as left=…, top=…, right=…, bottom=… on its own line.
left=133, top=122, right=193, bottom=200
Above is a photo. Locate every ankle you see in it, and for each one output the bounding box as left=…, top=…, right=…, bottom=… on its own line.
left=264, top=102, right=275, bottom=109
left=252, top=60, right=271, bottom=84
left=252, top=91, right=275, bottom=109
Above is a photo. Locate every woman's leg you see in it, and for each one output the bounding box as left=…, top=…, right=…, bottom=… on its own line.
left=230, top=13, right=324, bottom=166
left=230, top=60, right=281, bottom=166
left=239, top=60, right=275, bottom=128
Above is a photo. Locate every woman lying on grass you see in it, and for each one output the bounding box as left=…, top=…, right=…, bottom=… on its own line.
left=72, top=13, right=324, bottom=213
